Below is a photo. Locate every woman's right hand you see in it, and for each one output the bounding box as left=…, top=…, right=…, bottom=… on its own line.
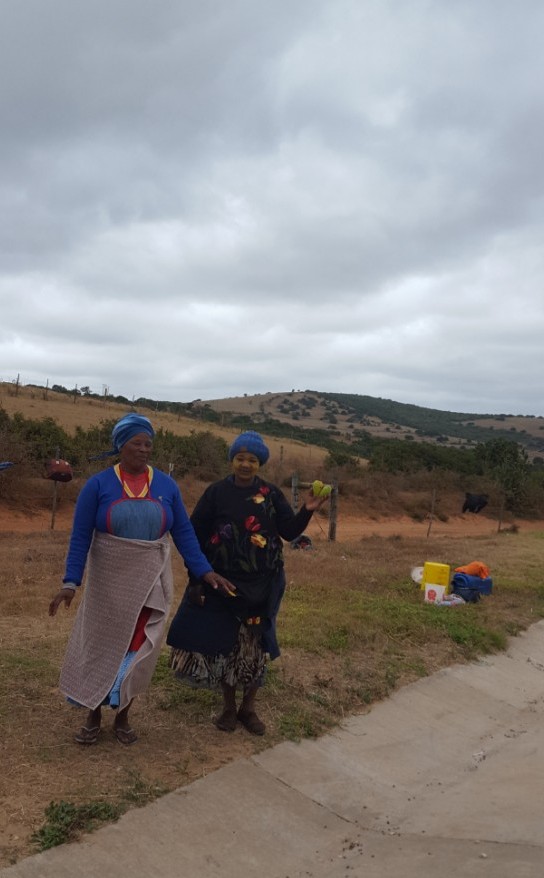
left=48, top=588, right=76, bottom=617
left=201, top=571, right=237, bottom=599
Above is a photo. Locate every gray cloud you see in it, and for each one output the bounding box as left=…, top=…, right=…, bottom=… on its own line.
left=1, top=0, right=543, bottom=415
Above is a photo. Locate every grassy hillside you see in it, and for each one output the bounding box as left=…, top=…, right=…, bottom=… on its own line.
left=203, top=389, right=544, bottom=457
left=5, top=380, right=543, bottom=453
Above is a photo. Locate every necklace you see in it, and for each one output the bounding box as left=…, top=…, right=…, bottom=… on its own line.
left=114, top=463, right=152, bottom=498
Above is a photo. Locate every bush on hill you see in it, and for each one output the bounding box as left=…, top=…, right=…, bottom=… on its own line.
left=2, top=408, right=544, bottom=518
left=0, top=411, right=230, bottom=489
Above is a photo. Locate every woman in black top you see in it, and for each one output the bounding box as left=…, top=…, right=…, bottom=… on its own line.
left=167, top=431, right=329, bottom=735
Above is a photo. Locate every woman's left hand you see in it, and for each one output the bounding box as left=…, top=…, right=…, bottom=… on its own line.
left=304, top=490, right=331, bottom=512
left=48, top=588, right=76, bottom=617
left=201, top=571, right=237, bottom=598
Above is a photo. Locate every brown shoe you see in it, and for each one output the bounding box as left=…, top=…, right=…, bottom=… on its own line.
left=237, top=709, right=266, bottom=736
left=74, top=725, right=100, bottom=745
left=114, top=727, right=138, bottom=745
left=215, top=708, right=238, bottom=732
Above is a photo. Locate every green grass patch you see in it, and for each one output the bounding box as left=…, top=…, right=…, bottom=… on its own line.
left=31, top=769, right=169, bottom=852
left=0, top=651, right=55, bottom=677
left=151, top=652, right=218, bottom=715
left=262, top=663, right=287, bottom=695
left=281, top=581, right=518, bottom=662
left=325, top=625, right=350, bottom=652
left=120, top=769, right=169, bottom=806
left=0, top=650, right=57, bottom=718
left=427, top=610, right=507, bottom=654
left=278, top=708, right=320, bottom=741
left=31, top=800, right=123, bottom=851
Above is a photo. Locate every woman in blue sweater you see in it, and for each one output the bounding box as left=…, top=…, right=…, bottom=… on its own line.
left=49, top=413, right=233, bottom=746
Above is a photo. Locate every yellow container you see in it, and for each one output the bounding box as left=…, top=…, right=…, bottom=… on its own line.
left=421, top=561, right=450, bottom=592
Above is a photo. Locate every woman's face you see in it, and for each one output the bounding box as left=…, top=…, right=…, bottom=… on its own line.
left=119, top=432, right=153, bottom=473
left=232, top=451, right=260, bottom=485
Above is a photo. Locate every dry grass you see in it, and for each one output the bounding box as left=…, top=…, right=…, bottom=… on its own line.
left=1, top=523, right=544, bottom=865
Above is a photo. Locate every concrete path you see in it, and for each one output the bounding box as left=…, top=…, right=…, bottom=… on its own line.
left=3, top=622, right=544, bottom=877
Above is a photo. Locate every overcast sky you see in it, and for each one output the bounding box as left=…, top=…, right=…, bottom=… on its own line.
left=1, top=1, right=543, bottom=416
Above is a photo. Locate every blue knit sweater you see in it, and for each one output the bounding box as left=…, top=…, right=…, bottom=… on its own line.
left=63, top=466, right=212, bottom=585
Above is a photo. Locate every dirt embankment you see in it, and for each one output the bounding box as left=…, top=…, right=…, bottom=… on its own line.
left=1, top=503, right=540, bottom=541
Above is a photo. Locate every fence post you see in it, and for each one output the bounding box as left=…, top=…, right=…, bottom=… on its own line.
left=426, top=487, right=436, bottom=538
left=328, top=480, right=338, bottom=541
left=50, top=446, right=60, bottom=530
left=291, top=472, right=299, bottom=513
left=497, top=497, right=504, bottom=533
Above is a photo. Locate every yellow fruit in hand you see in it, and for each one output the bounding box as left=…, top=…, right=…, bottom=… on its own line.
left=312, top=480, right=332, bottom=497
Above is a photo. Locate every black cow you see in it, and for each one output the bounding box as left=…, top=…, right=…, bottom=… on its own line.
left=462, top=492, right=489, bottom=514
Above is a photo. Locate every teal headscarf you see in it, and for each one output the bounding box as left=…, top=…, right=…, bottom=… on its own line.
left=111, top=413, right=154, bottom=452
left=88, top=413, right=155, bottom=461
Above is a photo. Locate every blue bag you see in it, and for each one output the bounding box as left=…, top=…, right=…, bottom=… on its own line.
left=451, top=573, right=493, bottom=603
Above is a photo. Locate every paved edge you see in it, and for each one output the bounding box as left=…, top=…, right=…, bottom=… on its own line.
left=2, top=621, right=544, bottom=878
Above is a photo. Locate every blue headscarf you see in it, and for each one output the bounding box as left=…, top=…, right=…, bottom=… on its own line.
left=111, top=413, right=155, bottom=452
left=228, top=431, right=270, bottom=465
left=88, top=413, right=155, bottom=461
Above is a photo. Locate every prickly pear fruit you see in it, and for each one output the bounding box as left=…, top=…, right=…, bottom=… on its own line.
left=312, top=480, right=332, bottom=497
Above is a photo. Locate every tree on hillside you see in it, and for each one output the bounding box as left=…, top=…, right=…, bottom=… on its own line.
left=474, top=439, right=530, bottom=511
left=324, top=450, right=360, bottom=479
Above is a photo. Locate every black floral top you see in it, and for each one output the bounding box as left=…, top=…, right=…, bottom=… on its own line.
left=190, top=475, right=312, bottom=584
